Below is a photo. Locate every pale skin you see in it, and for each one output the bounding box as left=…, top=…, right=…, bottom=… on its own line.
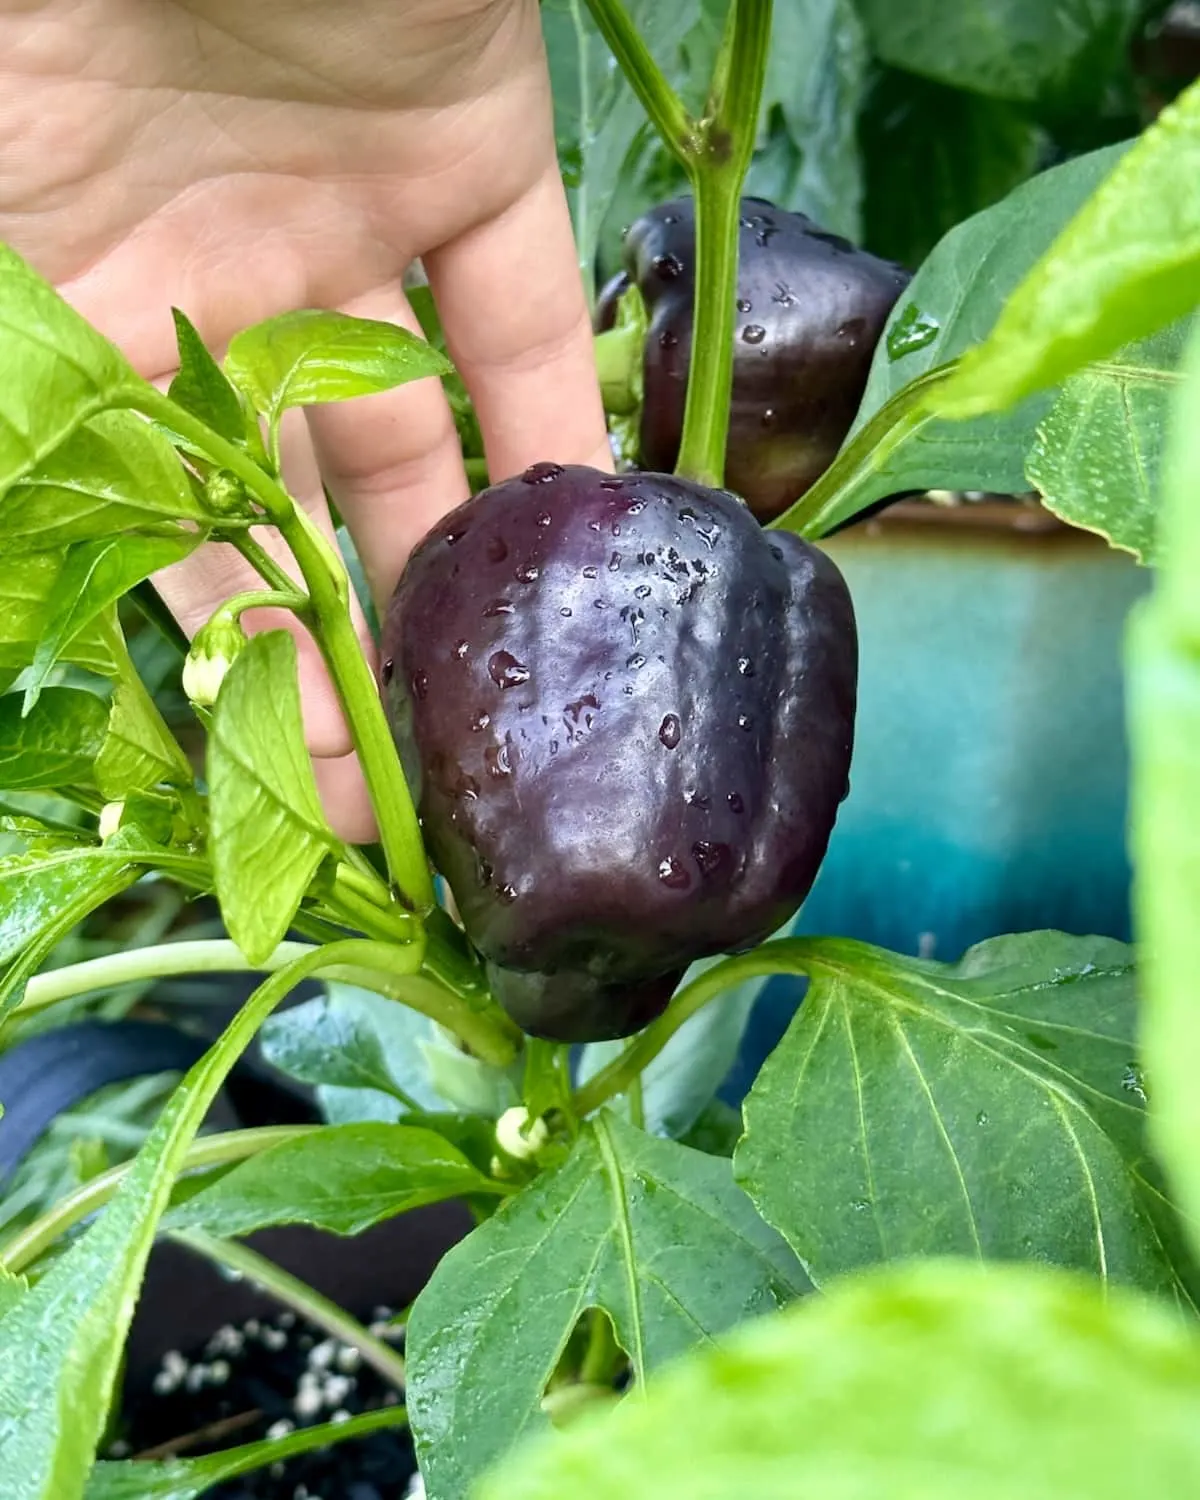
left=0, top=0, right=611, bottom=839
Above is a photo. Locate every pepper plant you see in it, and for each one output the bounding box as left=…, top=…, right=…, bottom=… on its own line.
left=0, top=2, right=1198, bottom=1498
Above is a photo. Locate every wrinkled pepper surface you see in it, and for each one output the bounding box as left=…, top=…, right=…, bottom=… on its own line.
left=596, top=196, right=910, bottom=521
left=383, top=463, right=857, bottom=1043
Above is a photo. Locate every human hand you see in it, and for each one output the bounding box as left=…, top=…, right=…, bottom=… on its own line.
left=0, top=0, right=610, bottom=839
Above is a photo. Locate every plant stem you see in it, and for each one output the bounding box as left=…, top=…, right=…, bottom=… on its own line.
left=673, top=169, right=744, bottom=488
left=214, top=587, right=310, bottom=623
left=15, top=930, right=518, bottom=1067
left=573, top=939, right=811, bottom=1115
left=230, top=532, right=305, bottom=598
left=627, top=1072, right=645, bottom=1130
left=582, top=0, right=695, bottom=164
left=127, top=388, right=434, bottom=915
left=171, top=1228, right=407, bottom=1390
left=0, top=1126, right=315, bottom=1275
left=14, top=939, right=317, bottom=1017
left=674, top=0, right=774, bottom=487
left=341, top=940, right=519, bottom=1067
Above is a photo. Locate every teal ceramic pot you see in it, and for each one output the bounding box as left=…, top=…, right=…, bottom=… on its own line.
left=728, top=499, right=1151, bottom=1094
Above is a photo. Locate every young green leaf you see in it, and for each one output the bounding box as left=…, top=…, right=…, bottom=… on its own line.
left=478, top=1260, right=1200, bottom=1500
left=84, top=1408, right=407, bottom=1500
left=775, top=142, right=1131, bottom=538
left=95, top=680, right=193, bottom=800
left=405, top=1110, right=807, bottom=1500
left=854, top=0, right=1143, bottom=105
left=208, top=630, right=339, bottom=964
left=224, top=310, right=452, bottom=441
left=164, top=1121, right=503, bottom=1239
left=24, top=533, right=204, bottom=711
left=733, top=934, right=1197, bottom=1305
left=0, top=844, right=145, bottom=1024
left=1129, top=322, right=1200, bottom=1257
left=0, top=688, right=109, bottom=791
left=937, top=75, right=1200, bottom=416
left=167, top=307, right=250, bottom=446
left=0, top=410, right=207, bottom=553
left=1027, top=319, right=1192, bottom=564
left=0, top=947, right=341, bottom=1500
left=0, top=552, right=118, bottom=677
left=0, top=246, right=143, bottom=497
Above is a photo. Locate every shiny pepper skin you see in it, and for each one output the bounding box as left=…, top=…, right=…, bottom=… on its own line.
left=382, top=463, right=857, bottom=1043
left=596, top=196, right=911, bottom=522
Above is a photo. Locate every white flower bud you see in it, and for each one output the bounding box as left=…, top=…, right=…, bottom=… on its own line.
left=182, top=614, right=247, bottom=708
left=98, top=801, right=125, bottom=841
left=495, top=1105, right=549, bottom=1162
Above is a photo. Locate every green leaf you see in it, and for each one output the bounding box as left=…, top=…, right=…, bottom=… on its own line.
left=0, top=246, right=142, bottom=497
left=0, top=552, right=118, bottom=678
left=224, top=310, right=452, bottom=435
left=85, top=1408, right=406, bottom=1500
left=0, top=947, right=326, bottom=1500
left=776, top=142, right=1132, bottom=537
left=1129, top=321, right=1200, bottom=1258
left=860, top=69, right=1044, bottom=271
left=0, top=688, right=109, bottom=791
left=0, top=410, right=206, bottom=553
left=405, top=1110, right=807, bottom=1500
left=208, top=631, right=338, bottom=964
left=25, top=533, right=204, bottom=710
left=854, top=0, right=1144, bottom=104
left=478, top=1259, right=1200, bottom=1500
left=1027, top=319, right=1191, bottom=563
left=166, top=308, right=249, bottom=447
left=733, top=934, right=1196, bottom=1304
left=95, top=680, right=192, bottom=800
left=261, top=983, right=442, bottom=1115
left=0, top=844, right=144, bottom=1023
left=164, top=1121, right=501, bottom=1239
left=938, top=75, right=1200, bottom=416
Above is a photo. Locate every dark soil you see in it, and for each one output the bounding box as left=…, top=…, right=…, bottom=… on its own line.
left=108, top=1303, right=417, bottom=1500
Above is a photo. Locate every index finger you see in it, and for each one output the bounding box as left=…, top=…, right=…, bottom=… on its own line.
left=423, top=164, right=612, bottom=482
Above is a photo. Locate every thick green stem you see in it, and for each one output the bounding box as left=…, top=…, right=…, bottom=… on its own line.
left=126, top=388, right=434, bottom=914
left=674, top=170, right=744, bottom=488
left=675, top=0, right=774, bottom=487
left=15, top=931, right=517, bottom=1067
left=582, top=0, right=695, bottom=164
left=573, top=940, right=811, bottom=1116
left=15, top=939, right=316, bottom=1017
left=172, top=1228, right=407, bottom=1390
left=0, top=1126, right=315, bottom=1274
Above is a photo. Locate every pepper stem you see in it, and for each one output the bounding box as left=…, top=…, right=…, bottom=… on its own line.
left=675, top=0, right=774, bottom=489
